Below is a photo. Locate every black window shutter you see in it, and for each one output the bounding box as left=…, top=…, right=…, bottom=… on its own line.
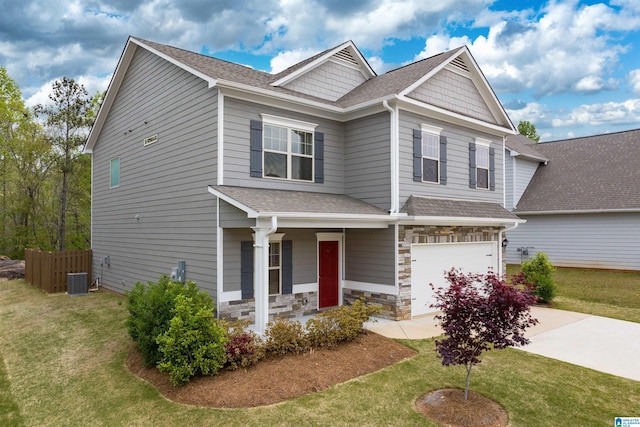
left=281, top=240, right=293, bottom=295
left=314, top=131, right=324, bottom=183
left=240, top=241, right=254, bottom=299
left=439, top=135, right=447, bottom=185
left=249, top=120, right=263, bottom=177
left=469, top=142, right=477, bottom=188
left=413, top=129, right=422, bottom=182
left=489, top=147, right=496, bottom=191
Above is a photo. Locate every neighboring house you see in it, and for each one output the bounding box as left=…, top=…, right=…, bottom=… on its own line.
left=505, top=129, right=640, bottom=270
left=84, top=37, right=521, bottom=333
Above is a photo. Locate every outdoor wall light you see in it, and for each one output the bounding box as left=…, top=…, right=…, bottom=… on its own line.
left=502, top=238, right=509, bottom=248
left=135, top=214, right=140, bottom=221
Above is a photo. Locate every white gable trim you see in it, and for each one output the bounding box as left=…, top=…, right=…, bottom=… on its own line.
left=399, top=46, right=515, bottom=134
left=271, top=41, right=376, bottom=87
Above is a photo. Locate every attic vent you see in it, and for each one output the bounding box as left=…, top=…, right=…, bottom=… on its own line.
left=333, top=48, right=359, bottom=66
left=451, top=56, right=470, bottom=73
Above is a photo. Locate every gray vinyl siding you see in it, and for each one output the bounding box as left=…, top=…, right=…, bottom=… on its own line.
left=345, top=226, right=395, bottom=285
left=219, top=200, right=255, bottom=228
left=408, top=68, right=498, bottom=125
left=91, top=47, right=218, bottom=295
left=398, top=110, right=504, bottom=206
left=505, top=153, right=514, bottom=210
left=344, top=112, right=391, bottom=210
left=222, top=228, right=319, bottom=293
left=514, top=158, right=540, bottom=208
left=282, top=60, right=367, bottom=101
left=506, top=213, right=640, bottom=270
left=223, top=97, right=344, bottom=193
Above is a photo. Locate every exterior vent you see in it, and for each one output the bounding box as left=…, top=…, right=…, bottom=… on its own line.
left=333, top=48, right=359, bottom=66
left=67, top=273, right=88, bottom=295
left=451, top=56, right=470, bottom=73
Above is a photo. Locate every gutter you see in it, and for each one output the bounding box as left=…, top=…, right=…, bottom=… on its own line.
left=382, top=99, right=399, bottom=214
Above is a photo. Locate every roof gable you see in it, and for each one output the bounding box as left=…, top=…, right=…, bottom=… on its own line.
left=516, top=129, right=640, bottom=213
left=505, top=134, right=549, bottom=162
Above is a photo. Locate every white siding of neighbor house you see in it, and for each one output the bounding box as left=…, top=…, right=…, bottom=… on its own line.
left=398, top=110, right=504, bottom=206
left=344, top=112, right=391, bottom=210
left=90, top=47, right=218, bottom=295
left=345, top=226, right=396, bottom=286
left=505, top=153, right=514, bottom=210
left=283, top=60, right=367, bottom=101
left=223, top=97, right=345, bottom=193
left=408, top=67, right=498, bottom=125
left=514, top=157, right=540, bottom=209
left=505, top=213, right=640, bottom=270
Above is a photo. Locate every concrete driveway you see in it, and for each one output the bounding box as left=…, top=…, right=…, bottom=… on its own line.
left=366, top=306, right=640, bottom=381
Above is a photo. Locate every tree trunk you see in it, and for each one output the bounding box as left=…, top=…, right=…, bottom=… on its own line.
left=464, top=363, right=473, bottom=400
left=59, top=169, right=67, bottom=251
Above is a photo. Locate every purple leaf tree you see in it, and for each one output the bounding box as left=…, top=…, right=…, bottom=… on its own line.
left=432, top=268, right=538, bottom=400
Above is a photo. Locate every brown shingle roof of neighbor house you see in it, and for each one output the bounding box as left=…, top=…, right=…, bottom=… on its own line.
left=515, top=128, right=640, bottom=213
left=209, top=186, right=390, bottom=216
left=400, top=195, right=521, bottom=220
left=132, top=37, right=464, bottom=109
left=505, top=134, right=549, bottom=162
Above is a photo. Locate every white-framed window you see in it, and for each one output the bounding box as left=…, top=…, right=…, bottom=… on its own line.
left=268, top=233, right=285, bottom=295
left=421, top=124, right=442, bottom=183
left=110, top=157, right=120, bottom=188
left=475, top=139, right=491, bottom=190
left=262, top=115, right=317, bottom=181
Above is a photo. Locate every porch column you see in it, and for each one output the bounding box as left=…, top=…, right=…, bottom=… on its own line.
left=252, top=217, right=277, bottom=335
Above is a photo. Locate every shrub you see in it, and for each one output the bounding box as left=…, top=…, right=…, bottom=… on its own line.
left=306, top=298, right=381, bottom=348
left=125, top=276, right=213, bottom=367
left=264, top=319, right=308, bottom=355
left=156, top=294, right=228, bottom=386
left=221, top=320, right=264, bottom=370
left=521, top=252, right=557, bottom=303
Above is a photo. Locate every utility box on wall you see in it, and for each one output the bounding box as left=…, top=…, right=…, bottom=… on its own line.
left=171, top=260, right=186, bottom=283
left=67, top=273, right=88, bottom=295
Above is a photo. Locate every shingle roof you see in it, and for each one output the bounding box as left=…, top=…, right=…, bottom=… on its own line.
left=133, top=37, right=462, bottom=109
left=400, top=195, right=520, bottom=220
left=505, top=134, right=549, bottom=162
left=515, top=128, right=640, bottom=212
left=210, top=186, right=389, bottom=216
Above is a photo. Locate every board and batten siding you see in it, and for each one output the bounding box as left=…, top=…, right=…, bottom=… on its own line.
left=223, top=97, right=345, bottom=193
left=282, top=60, right=367, bottom=101
left=398, top=110, right=504, bottom=206
left=345, top=226, right=396, bottom=286
left=344, top=112, right=391, bottom=210
left=506, top=213, right=640, bottom=270
left=91, top=46, right=218, bottom=295
left=222, top=228, right=319, bottom=293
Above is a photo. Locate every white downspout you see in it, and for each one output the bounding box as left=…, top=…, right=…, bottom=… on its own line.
left=252, top=216, right=277, bottom=335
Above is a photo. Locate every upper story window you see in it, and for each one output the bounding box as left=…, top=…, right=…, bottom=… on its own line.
left=469, top=138, right=494, bottom=191
left=110, top=157, right=120, bottom=188
left=476, top=143, right=490, bottom=189
left=261, top=115, right=317, bottom=182
left=413, top=124, right=447, bottom=185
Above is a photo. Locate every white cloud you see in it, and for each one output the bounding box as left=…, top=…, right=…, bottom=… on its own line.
left=412, top=34, right=471, bottom=61
left=551, top=98, right=640, bottom=127
left=629, top=69, right=640, bottom=95
left=270, top=48, right=321, bottom=73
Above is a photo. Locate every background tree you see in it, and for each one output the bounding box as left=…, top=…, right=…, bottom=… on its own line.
left=517, top=120, right=541, bottom=142
left=35, top=78, right=91, bottom=250
left=431, top=269, right=538, bottom=400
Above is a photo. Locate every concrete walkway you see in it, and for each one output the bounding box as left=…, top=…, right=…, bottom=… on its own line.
left=365, top=306, right=640, bottom=381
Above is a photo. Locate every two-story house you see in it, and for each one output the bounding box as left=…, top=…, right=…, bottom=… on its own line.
left=84, top=37, right=521, bottom=333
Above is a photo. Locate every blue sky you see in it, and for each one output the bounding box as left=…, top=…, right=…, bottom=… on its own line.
left=1, top=0, right=639, bottom=141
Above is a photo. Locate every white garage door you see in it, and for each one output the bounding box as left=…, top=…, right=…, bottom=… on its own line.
left=411, top=242, right=498, bottom=317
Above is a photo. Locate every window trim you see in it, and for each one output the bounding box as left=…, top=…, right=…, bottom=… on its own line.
left=261, top=114, right=317, bottom=182
left=110, top=157, right=120, bottom=188
left=475, top=138, right=491, bottom=190
left=420, top=124, right=442, bottom=184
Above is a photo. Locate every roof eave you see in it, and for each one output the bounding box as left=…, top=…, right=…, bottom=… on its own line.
left=514, top=208, right=640, bottom=215
left=398, top=215, right=524, bottom=226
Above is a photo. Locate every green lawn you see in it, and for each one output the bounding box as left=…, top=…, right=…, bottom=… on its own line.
left=1, top=278, right=639, bottom=426
left=507, top=265, right=640, bottom=323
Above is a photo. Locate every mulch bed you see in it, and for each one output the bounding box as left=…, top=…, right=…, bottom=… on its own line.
left=416, top=388, right=508, bottom=427
left=126, top=331, right=417, bottom=408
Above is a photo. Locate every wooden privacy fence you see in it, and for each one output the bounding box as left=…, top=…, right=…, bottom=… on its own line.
left=25, top=249, right=92, bottom=293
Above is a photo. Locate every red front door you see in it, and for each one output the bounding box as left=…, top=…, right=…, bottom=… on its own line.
left=319, top=241, right=339, bottom=308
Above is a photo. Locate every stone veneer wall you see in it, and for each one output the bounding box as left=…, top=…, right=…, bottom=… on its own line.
left=397, top=224, right=502, bottom=317
left=218, top=291, right=318, bottom=322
